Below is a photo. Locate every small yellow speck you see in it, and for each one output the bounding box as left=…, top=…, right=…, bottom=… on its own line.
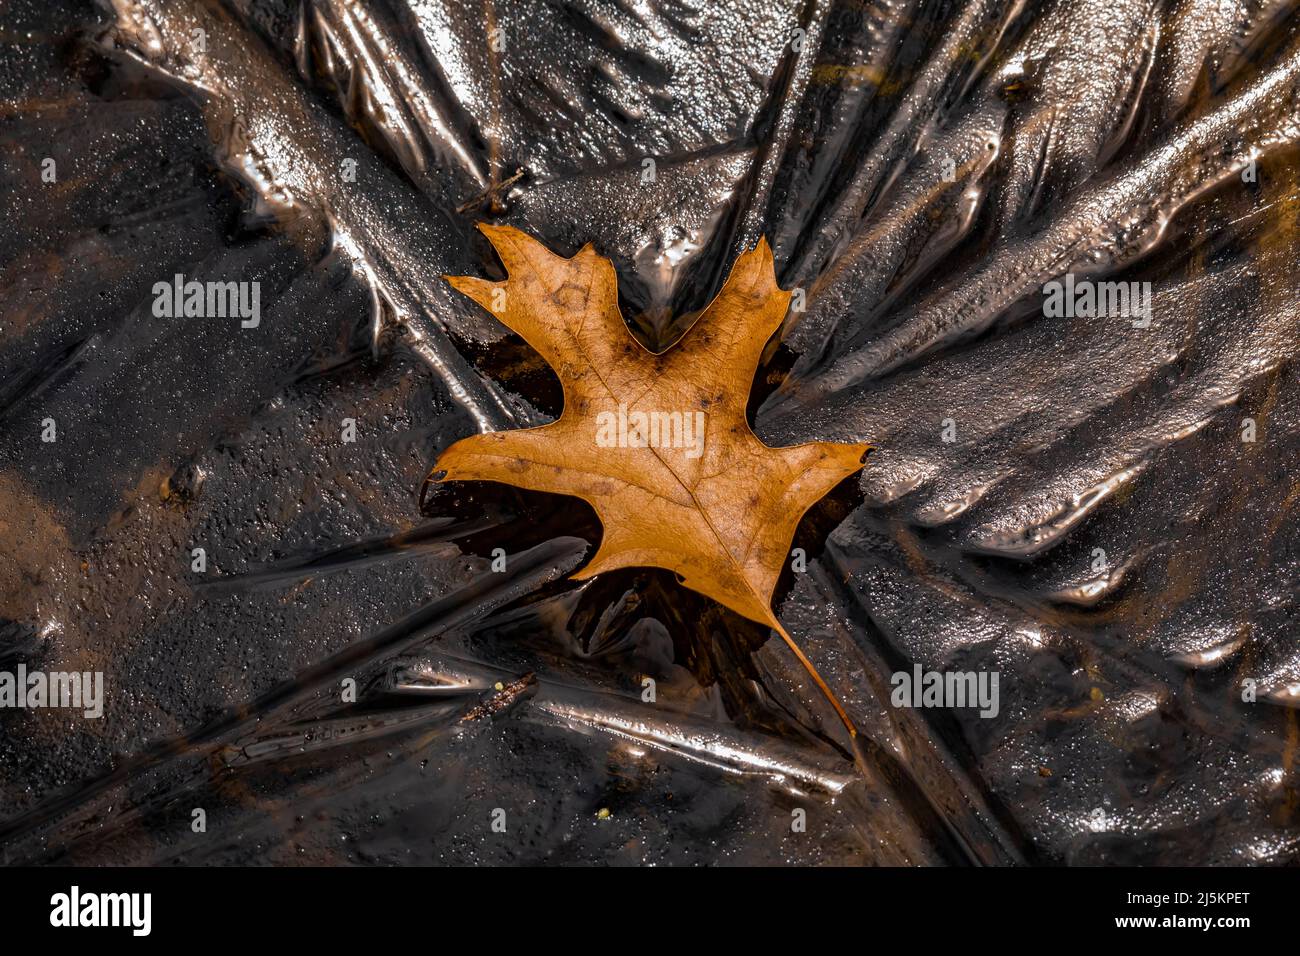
left=493, top=681, right=504, bottom=691
left=596, top=807, right=611, bottom=820
left=1090, top=687, right=1104, bottom=701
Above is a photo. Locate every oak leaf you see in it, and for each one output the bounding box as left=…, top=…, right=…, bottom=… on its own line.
left=432, top=225, right=870, bottom=734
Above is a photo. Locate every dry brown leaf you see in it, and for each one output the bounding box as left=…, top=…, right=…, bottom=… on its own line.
left=431, top=224, right=871, bottom=736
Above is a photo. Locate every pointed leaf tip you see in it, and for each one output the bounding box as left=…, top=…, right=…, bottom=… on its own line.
left=474, top=221, right=535, bottom=255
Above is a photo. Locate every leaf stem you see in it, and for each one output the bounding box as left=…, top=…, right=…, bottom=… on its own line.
left=772, top=619, right=859, bottom=741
